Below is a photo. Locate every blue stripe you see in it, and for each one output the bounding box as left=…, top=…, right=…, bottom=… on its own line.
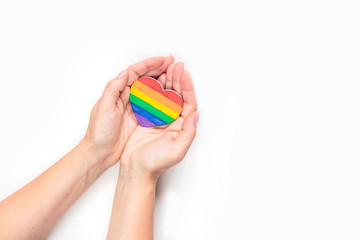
left=131, top=103, right=167, bottom=126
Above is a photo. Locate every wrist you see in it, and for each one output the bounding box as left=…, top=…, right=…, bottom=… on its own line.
left=61, top=140, right=108, bottom=190
left=75, top=138, right=110, bottom=173
left=118, top=163, right=159, bottom=187
left=79, top=136, right=116, bottom=170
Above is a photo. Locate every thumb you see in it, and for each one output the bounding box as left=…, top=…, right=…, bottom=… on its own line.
left=175, top=111, right=199, bottom=150
left=102, top=70, right=128, bottom=104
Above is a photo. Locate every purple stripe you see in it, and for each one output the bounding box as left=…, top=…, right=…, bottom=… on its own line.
left=134, top=112, right=156, bottom=127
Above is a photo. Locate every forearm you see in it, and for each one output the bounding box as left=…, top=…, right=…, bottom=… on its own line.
left=107, top=166, right=157, bottom=240
left=0, top=139, right=106, bottom=240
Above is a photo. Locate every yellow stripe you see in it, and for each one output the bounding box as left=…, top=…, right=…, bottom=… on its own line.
left=130, top=87, right=180, bottom=119
left=132, top=81, right=182, bottom=113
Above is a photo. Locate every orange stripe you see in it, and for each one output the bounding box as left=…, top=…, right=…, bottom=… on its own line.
left=132, top=81, right=182, bottom=113
left=138, top=77, right=183, bottom=106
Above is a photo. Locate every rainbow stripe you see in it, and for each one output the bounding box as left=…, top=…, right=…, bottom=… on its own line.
left=130, top=77, right=183, bottom=127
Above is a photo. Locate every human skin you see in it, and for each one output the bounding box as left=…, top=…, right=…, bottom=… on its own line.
left=0, top=55, right=175, bottom=240
left=106, top=62, right=198, bottom=240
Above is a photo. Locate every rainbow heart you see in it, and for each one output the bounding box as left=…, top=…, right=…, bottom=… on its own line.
left=130, top=77, right=183, bottom=127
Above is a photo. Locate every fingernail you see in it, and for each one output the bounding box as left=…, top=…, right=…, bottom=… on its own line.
left=117, top=70, right=126, bottom=79
left=194, top=112, right=199, bottom=125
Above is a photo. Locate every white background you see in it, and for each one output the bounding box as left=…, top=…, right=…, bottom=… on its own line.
left=0, top=0, right=360, bottom=239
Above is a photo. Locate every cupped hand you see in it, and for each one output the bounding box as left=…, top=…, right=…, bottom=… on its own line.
left=120, top=62, right=199, bottom=181
left=83, top=56, right=175, bottom=169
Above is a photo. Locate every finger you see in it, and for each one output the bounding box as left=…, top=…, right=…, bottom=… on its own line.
left=145, top=55, right=174, bottom=78
left=165, top=63, right=175, bottom=89
left=180, top=71, right=197, bottom=118
left=174, top=112, right=199, bottom=156
left=102, top=71, right=128, bottom=104
left=125, top=101, right=138, bottom=125
left=165, top=117, right=183, bottom=131
left=171, top=62, right=184, bottom=93
left=157, top=73, right=166, bottom=86
left=120, top=85, right=131, bottom=105
left=127, top=56, right=165, bottom=86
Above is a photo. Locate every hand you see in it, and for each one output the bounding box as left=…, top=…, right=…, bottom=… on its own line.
left=120, top=62, right=199, bottom=181
left=82, top=56, right=175, bottom=169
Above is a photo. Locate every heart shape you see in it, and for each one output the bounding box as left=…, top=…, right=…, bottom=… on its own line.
left=129, top=77, right=184, bottom=127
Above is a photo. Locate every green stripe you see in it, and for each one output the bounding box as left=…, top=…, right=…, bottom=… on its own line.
left=130, top=94, right=175, bottom=123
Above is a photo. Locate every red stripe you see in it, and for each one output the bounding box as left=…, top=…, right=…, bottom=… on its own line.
left=138, top=77, right=183, bottom=107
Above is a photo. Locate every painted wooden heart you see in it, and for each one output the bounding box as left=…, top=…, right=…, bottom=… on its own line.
left=129, top=77, right=183, bottom=127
